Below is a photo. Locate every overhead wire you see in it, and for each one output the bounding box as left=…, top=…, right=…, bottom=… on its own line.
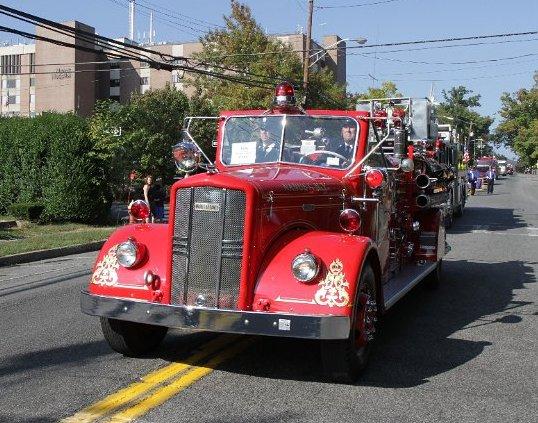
left=315, top=0, right=404, bottom=9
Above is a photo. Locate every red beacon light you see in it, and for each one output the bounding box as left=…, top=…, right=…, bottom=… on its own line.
left=365, top=168, right=385, bottom=190
left=339, top=209, right=361, bottom=233
left=392, top=108, right=405, bottom=128
left=129, top=199, right=150, bottom=221
left=274, top=82, right=296, bottom=107
left=373, top=109, right=387, bottom=128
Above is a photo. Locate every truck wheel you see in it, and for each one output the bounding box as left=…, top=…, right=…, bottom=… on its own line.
left=321, top=263, right=377, bottom=383
left=100, top=317, right=168, bottom=357
left=424, top=260, right=443, bottom=289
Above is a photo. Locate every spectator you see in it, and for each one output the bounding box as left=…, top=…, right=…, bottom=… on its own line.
left=486, top=167, right=495, bottom=194
left=468, top=167, right=478, bottom=196
left=143, top=175, right=154, bottom=223
left=150, top=178, right=165, bottom=222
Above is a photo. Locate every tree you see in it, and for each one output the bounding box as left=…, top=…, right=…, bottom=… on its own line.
left=191, top=0, right=347, bottom=111
left=353, top=81, right=401, bottom=101
left=436, top=85, right=493, bottom=152
left=496, top=87, right=538, bottom=167
left=90, top=85, right=190, bottom=199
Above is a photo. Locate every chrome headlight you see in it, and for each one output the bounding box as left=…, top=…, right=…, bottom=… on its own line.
left=172, top=141, right=201, bottom=173
left=116, top=240, right=140, bottom=268
left=291, top=252, right=319, bottom=283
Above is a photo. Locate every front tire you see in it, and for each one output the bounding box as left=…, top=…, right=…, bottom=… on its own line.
left=100, top=317, right=168, bottom=357
left=321, top=263, right=377, bottom=383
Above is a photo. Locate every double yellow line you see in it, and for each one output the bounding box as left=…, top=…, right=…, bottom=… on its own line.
left=61, top=335, right=252, bottom=423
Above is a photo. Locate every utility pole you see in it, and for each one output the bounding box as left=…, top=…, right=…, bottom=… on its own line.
left=302, top=0, right=314, bottom=107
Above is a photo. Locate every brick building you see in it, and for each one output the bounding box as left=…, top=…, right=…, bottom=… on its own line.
left=0, top=20, right=346, bottom=117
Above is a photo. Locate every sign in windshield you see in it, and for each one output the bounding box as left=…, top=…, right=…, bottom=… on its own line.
left=221, top=115, right=358, bottom=170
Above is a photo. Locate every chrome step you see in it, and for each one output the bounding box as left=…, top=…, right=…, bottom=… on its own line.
left=383, top=261, right=437, bottom=310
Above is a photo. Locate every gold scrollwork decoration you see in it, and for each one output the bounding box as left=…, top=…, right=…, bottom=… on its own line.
left=90, top=245, right=119, bottom=286
left=314, top=259, right=350, bottom=307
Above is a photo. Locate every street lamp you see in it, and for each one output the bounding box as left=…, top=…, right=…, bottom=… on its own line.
left=309, top=37, right=367, bottom=68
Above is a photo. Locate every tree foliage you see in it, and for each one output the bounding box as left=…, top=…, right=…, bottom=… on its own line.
left=437, top=85, right=493, bottom=149
left=191, top=0, right=347, bottom=111
left=89, top=85, right=190, bottom=198
left=0, top=113, right=110, bottom=222
left=496, top=87, right=538, bottom=167
left=352, top=81, right=401, bottom=101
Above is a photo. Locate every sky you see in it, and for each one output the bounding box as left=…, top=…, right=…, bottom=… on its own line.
left=1, top=0, right=537, bottom=158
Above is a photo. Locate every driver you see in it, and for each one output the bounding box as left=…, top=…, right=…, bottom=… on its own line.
left=327, top=120, right=357, bottom=160
left=256, top=123, right=280, bottom=163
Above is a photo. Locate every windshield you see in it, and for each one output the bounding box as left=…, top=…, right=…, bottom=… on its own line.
left=476, top=165, right=490, bottom=173
left=221, top=115, right=358, bottom=169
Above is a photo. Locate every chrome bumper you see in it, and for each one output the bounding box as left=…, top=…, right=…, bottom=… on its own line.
left=80, top=290, right=350, bottom=340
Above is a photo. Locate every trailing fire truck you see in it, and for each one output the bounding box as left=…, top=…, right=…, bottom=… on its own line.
left=81, top=83, right=450, bottom=382
left=437, top=124, right=466, bottom=225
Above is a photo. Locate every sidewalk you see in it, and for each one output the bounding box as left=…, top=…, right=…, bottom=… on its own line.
left=0, top=202, right=169, bottom=267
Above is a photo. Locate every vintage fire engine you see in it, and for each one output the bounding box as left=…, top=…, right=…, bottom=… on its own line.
left=81, top=83, right=450, bottom=382
left=437, top=124, right=466, bottom=225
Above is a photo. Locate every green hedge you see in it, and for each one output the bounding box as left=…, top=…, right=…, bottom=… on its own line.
left=0, top=113, right=111, bottom=223
left=7, top=202, right=44, bottom=221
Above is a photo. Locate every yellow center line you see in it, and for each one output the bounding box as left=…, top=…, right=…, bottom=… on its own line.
left=60, top=335, right=240, bottom=423
left=104, top=338, right=254, bottom=423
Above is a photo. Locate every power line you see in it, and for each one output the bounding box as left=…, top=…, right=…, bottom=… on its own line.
left=137, top=0, right=224, bottom=29
left=349, top=37, right=538, bottom=56
left=315, top=0, right=404, bottom=9
left=355, top=51, right=538, bottom=65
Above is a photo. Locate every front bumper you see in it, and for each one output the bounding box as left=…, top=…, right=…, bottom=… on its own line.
left=81, top=290, right=350, bottom=340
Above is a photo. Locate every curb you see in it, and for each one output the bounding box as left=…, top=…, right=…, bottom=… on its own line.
left=0, top=240, right=105, bottom=267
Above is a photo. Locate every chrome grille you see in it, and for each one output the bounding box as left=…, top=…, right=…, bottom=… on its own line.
left=171, top=187, right=246, bottom=309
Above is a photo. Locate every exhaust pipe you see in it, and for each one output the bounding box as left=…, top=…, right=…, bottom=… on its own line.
left=415, top=174, right=438, bottom=189
left=416, top=192, right=448, bottom=208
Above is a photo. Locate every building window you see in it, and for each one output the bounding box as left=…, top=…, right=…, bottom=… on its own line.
left=110, top=61, right=120, bottom=70
left=172, top=73, right=184, bottom=83
left=110, top=79, right=121, bottom=87
left=109, top=95, right=120, bottom=102
left=6, top=79, right=18, bottom=89
left=30, top=94, right=35, bottom=104
left=29, top=53, right=35, bottom=74
left=7, top=95, right=19, bottom=105
left=140, top=77, right=149, bottom=86
left=1, top=54, right=21, bottom=74
left=30, top=77, right=35, bottom=87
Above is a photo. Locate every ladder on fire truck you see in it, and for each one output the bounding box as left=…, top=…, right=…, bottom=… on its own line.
left=356, top=97, right=439, bottom=156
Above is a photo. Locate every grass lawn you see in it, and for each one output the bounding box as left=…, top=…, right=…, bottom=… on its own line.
left=0, top=221, right=116, bottom=257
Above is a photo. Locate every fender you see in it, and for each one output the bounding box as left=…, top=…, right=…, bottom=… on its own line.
left=252, top=231, right=377, bottom=316
left=88, top=224, right=170, bottom=303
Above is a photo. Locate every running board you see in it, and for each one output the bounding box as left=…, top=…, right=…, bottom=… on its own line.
left=383, top=262, right=437, bottom=310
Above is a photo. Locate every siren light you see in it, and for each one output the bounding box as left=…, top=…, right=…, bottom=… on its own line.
left=392, top=108, right=405, bottom=128
left=274, top=82, right=296, bottom=106
left=365, top=168, right=385, bottom=189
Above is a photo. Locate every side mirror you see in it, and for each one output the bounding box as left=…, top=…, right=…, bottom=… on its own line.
left=172, top=141, right=201, bottom=174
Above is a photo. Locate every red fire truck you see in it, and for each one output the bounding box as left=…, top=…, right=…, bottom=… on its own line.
left=81, top=83, right=449, bottom=382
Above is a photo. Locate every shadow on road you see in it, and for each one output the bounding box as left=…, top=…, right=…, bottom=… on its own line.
left=449, top=206, right=527, bottom=233
left=0, top=340, right=111, bottom=379
left=155, top=258, right=534, bottom=388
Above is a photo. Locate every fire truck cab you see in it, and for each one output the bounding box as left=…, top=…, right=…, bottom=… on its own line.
left=81, top=83, right=449, bottom=382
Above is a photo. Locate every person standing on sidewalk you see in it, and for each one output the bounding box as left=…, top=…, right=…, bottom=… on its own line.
left=468, top=167, right=478, bottom=196
left=143, top=175, right=154, bottom=223
left=486, top=167, right=495, bottom=194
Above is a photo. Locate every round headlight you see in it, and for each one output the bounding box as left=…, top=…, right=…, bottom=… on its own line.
left=291, top=252, right=319, bottom=283
left=116, top=240, right=139, bottom=268
left=172, top=141, right=201, bottom=173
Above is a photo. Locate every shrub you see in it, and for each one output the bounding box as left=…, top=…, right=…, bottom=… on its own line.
left=8, top=202, right=44, bottom=221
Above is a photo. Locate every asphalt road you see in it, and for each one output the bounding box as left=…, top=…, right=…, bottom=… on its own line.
left=0, top=174, right=536, bottom=423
